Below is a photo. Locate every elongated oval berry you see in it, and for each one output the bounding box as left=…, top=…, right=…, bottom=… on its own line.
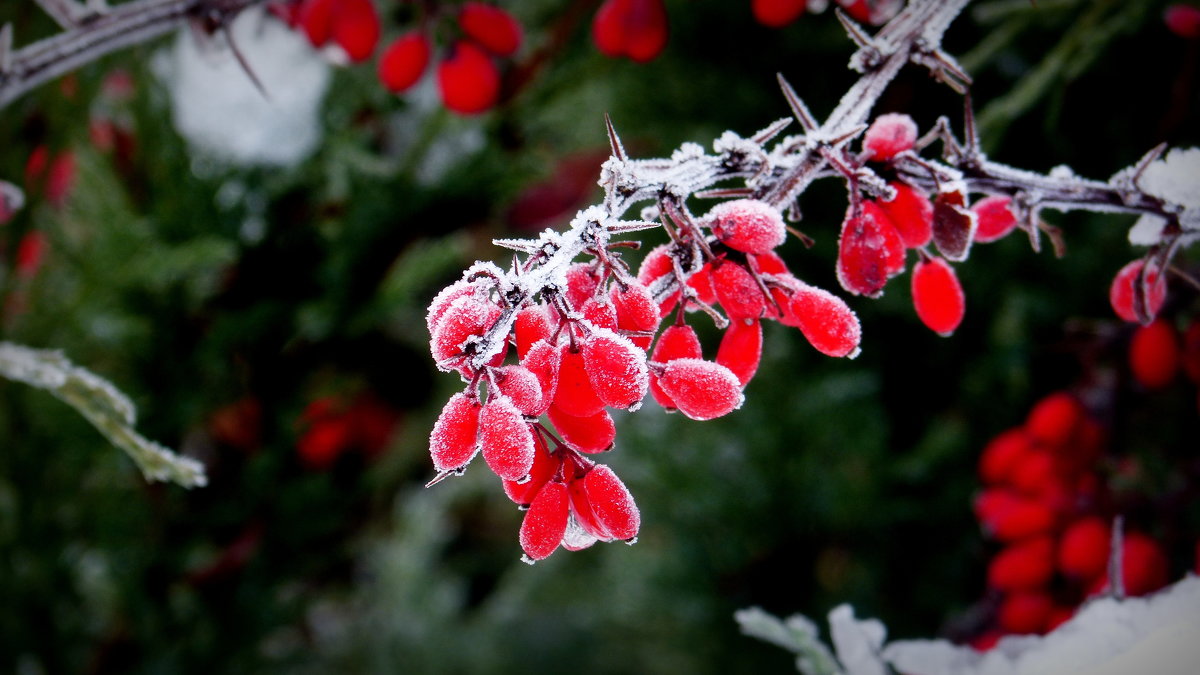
left=429, top=392, right=481, bottom=473
left=705, top=199, right=787, bottom=254
left=515, top=304, right=553, bottom=358
left=987, top=536, right=1055, bottom=591
left=430, top=295, right=502, bottom=366
left=584, top=465, right=640, bottom=541
left=331, top=0, right=380, bottom=62
left=863, top=113, right=917, bottom=161
left=593, top=0, right=669, bottom=63
left=1129, top=319, right=1179, bottom=390
left=582, top=328, right=649, bottom=410
left=998, top=591, right=1053, bottom=635
left=637, top=244, right=681, bottom=316
left=972, top=195, right=1018, bottom=243
left=789, top=282, right=862, bottom=358
left=582, top=297, right=618, bottom=330
left=877, top=181, right=932, bottom=248
left=1057, top=516, right=1110, bottom=582
left=836, top=202, right=905, bottom=297
left=568, top=476, right=612, bottom=540
left=548, top=405, right=616, bottom=454
left=495, top=365, right=543, bottom=416
left=1025, top=391, right=1083, bottom=449
left=911, top=256, right=965, bottom=337
left=564, top=262, right=601, bottom=309
left=502, top=432, right=557, bottom=506
left=520, top=481, right=569, bottom=562
left=750, top=251, right=789, bottom=276
left=978, top=428, right=1033, bottom=485
left=426, top=278, right=487, bottom=336
left=459, top=2, right=523, bottom=56
left=752, top=0, right=806, bottom=27
left=437, top=41, right=500, bottom=115
left=1109, top=259, right=1166, bottom=323
left=299, top=0, right=336, bottom=47
left=649, top=324, right=703, bottom=409
left=478, top=396, right=535, bottom=481
left=611, top=281, right=659, bottom=350
left=378, top=32, right=430, bottom=93
left=711, top=261, right=767, bottom=320
left=656, top=358, right=745, bottom=421
left=522, top=339, right=562, bottom=415
left=554, top=346, right=606, bottom=417
left=687, top=262, right=718, bottom=309
left=716, top=318, right=762, bottom=386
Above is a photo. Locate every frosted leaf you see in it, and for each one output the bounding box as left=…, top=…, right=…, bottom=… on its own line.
left=560, top=514, right=599, bottom=551
left=1139, top=147, right=1200, bottom=208
left=1127, top=214, right=1167, bottom=246
left=583, top=465, right=640, bottom=541
left=582, top=328, right=649, bottom=411
left=657, top=358, right=745, bottom=421
left=548, top=405, right=616, bottom=454
left=734, top=607, right=843, bottom=675
left=428, top=392, right=481, bottom=473
left=519, top=481, right=569, bottom=561
left=828, top=605, right=887, bottom=675
left=705, top=199, right=788, bottom=254
left=478, top=396, right=535, bottom=481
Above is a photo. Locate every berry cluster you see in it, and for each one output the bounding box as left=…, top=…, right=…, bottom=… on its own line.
left=426, top=195, right=863, bottom=561
left=297, top=393, right=400, bottom=470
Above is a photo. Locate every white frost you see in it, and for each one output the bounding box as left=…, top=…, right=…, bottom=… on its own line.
left=1129, top=147, right=1200, bottom=245
left=828, top=605, right=888, bottom=675
left=157, top=7, right=330, bottom=168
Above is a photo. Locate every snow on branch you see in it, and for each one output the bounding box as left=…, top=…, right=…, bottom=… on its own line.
left=0, top=341, right=207, bottom=488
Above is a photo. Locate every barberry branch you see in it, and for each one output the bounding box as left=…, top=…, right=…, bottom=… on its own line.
left=0, top=0, right=265, bottom=109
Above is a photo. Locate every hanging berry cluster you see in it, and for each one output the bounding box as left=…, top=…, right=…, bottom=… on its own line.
left=424, top=0, right=1199, bottom=562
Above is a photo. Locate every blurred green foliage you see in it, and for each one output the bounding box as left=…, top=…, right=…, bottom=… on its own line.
left=1, top=0, right=1197, bottom=673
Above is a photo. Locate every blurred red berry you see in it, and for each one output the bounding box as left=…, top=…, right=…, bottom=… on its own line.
left=298, top=415, right=353, bottom=469
left=593, top=0, right=669, bottom=63
left=1024, top=391, right=1082, bottom=449
left=1109, top=259, right=1166, bottom=323
left=752, top=0, right=806, bottom=27
left=987, top=536, right=1055, bottom=591
left=978, top=428, right=1033, bottom=485
left=459, top=2, right=523, bottom=57
left=378, top=32, right=431, bottom=93
left=15, top=231, right=46, bottom=279
left=1165, top=4, right=1200, bottom=38
left=1129, top=319, right=1179, bottom=390
left=971, top=195, right=1018, bottom=243
left=331, top=0, right=380, bottom=62
left=209, top=397, right=263, bottom=452
left=437, top=41, right=501, bottom=115
left=998, top=590, right=1053, bottom=634
left=1058, top=516, right=1110, bottom=582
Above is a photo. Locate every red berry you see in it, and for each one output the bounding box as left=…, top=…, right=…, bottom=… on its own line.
left=298, top=0, right=336, bottom=47
left=593, top=0, right=669, bottom=63
left=998, top=591, right=1053, bottom=634
left=987, top=536, right=1055, bottom=591
left=331, top=0, right=380, bottom=63
left=716, top=318, right=763, bottom=386
left=554, top=346, right=606, bottom=417
left=565, top=262, right=601, bottom=309
left=978, top=428, right=1033, bottom=485
left=502, top=432, right=557, bottom=506
left=788, top=282, right=862, bottom=358
left=911, top=255, right=965, bottom=337
left=429, top=392, right=482, bottom=473
left=15, top=231, right=46, bottom=278
left=1009, top=451, right=1056, bottom=496
left=974, top=489, right=1055, bottom=542
left=437, top=41, right=500, bottom=115
left=582, top=328, right=649, bottom=410
left=478, top=396, right=535, bottom=481
left=378, top=32, right=430, bottom=93
left=583, top=465, right=640, bottom=541
left=522, top=339, right=562, bottom=415
left=520, top=481, right=569, bottom=562
left=459, top=2, right=523, bottom=56
left=582, top=296, right=619, bottom=330
left=426, top=278, right=487, bottom=335
left=1025, top=391, right=1083, bottom=450
left=750, top=251, right=790, bottom=276
left=1058, top=516, right=1110, bottom=582
left=656, top=358, right=745, bottom=421
left=611, top=281, right=660, bottom=350
left=429, top=295, right=501, bottom=367
left=752, top=0, right=806, bottom=27
left=568, top=476, right=612, bottom=540
left=298, top=416, right=352, bottom=469
left=836, top=201, right=905, bottom=297
left=877, top=181, right=932, bottom=249
left=1109, top=259, right=1166, bottom=323
left=712, top=260, right=768, bottom=320
left=548, top=405, right=616, bottom=454
left=863, top=113, right=917, bottom=161
left=649, top=324, right=703, bottom=409
left=972, top=195, right=1018, bottom=243
left=1118, top=532, right=1169, bottom=596
left=1129, top=319, right=1180, bottom=390
left=494, top=364, right=544, bottom=416
left=1165, top=4, right=1200, bottom=38
left=514, top=305, right=553, bottom=358
left=706, top=199, right=787, bottom=255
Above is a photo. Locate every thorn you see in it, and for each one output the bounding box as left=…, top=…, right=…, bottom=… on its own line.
left=751, top=117, right=793, bottom=145
left=776, top=74, right=818, bottom=133
left=694, top=187, right=755, bottom=200
left=1131, top=142, right=1168, bottom=188
left=604, top=112, right=627, bottom=161
left=827, top=123, right=868, bottom=148
left=835, top=7, right=873, bottom=49
left=424, top=469, right=457, bottom=488
left=224, top=25, right=270, bottom=101
left=963, top=93, right=979, bottom=155
left=1108, top=516, right=1125, bottom=600
left=0, top=24, right=10, bottom=74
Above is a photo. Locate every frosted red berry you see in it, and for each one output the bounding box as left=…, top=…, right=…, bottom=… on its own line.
left=515, top=305, right=553, bottom=358
left=429, top=295, right=502, bottom=367
left=520, top=481, right=569, bottom=562
left=429, top=392, right=481, bottom=473
left=788, top=282, right=862, bottom=358
left=593, top=0, right=669, bottom=63
left=711, top=261, right=768, bottom=320
left=705, top=199, right=787, bottom=255
left=502, top=432, right=557, bottom=506
left=1057, top=516, right=1110, bottom=582
left=554, top=346, right=607, bottom=417
left=752, top=0, right=806, bottom=27
left=494, top=364, right=544, bottom=416
left=610, top=281, right=659, bottom=350
left=863, top=113, right=917, bottom=161
left=971, top=195, right=1018, bottom=243
left=548, top=405, right=616, bottom=454
left=584, top=465, right=640, bottom=541
left=877, top=181, right=933, bottom=249
left=565, top=262, right=601, bottom=309
left=1165, top=4, right=1200, bottom=38
left=582, top=329, right=649, bottom=410
left=911, top=255, right=965, bottom=337
left=378, top=32, right=430, bottom=93
left=1109, top=259, right=1166, bottom=323
left=522, top=339, right=562, bottom=415
left=649, top=324, right=703, bottom=409
left=1129, top=319, right=1180, bottom=390
left=459, top=2, right=523, bottom=57
left=478, top=396, right=535, bottom=481
left=426, top=278, right=486, bottom=335
left=437, top=41, right=500, bottom=115
left=836, top=201, right=905, bottom=297
left=656, top=358, right=745, bottom=421
left=716, top=318, right=763, bottom=386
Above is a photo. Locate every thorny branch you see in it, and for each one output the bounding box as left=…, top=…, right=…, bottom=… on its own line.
left=0, top=0, right=266, bottom=109
left=459, top=0, right=1197, bottom=373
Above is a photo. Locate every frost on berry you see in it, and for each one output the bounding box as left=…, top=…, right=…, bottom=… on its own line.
left=565, top=262, right=601, bottom=309
left=378, top=32, right=431, bottom=93
left=656, top=358, right=745, bottom=421
left=931, top=189, right=978, bottom=262
left=437, top=41, right=500, bottom=115
left=561, top=516, right=600, bottom=551
left=712, top=261, right=768, bottom=319
left=987, top=536, right=1055, bottom=591
left=582, top=328, right=650, bottom=410
left=502, top=432, right=557, bottom=506
left=789, top=281, right=862, bottom=358
left=548, top=405, right=616, bottom=454
left=583, top=465, right=640, bottom=541
left=836, top=201, right=905, bottom=297
left=716, top=318, right=763, bottom=386
left=911, top=255, right=965, bottom=337
left=611, top=281, right=660, bottom=350
left=649, top=324, right=703, bottom=409
left=750, top=251, right=789, bottom=276
left=752, top=0, right=806, bottom=27
left=429, top=392, right=481, bottom=473
left=1109, top=259, right=1167, bottom=324
left=971, top=195, right=1018, bottom=243
left=863, top=113, right=917, bottom=161
left=1057, top=516, right=1110, bottom=582
left=592, top=0, right=669, bottom=63
left=520, top=481, right=569, bottom=562
left=515, top=305, right=553, bottom=358
left=459, top=2, right=523, bottom=57
left=426, top=278, right=487, bottom=336
left=554, top=345, right=606, bottom=417
left=705, top=199, right=787, bottom=254
left=568, top=476, right=611, bottom=540
left=876, top=181, right=932, bottom=249
left=430, top=295, right=502, bottom=368
left=494, top=365, right=544, bottom=416
left=478, top=396, right=535, bottom=481
left=1129, top=319, right=1180, bottom=390
left=582, top=297, right=619, bottom=330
